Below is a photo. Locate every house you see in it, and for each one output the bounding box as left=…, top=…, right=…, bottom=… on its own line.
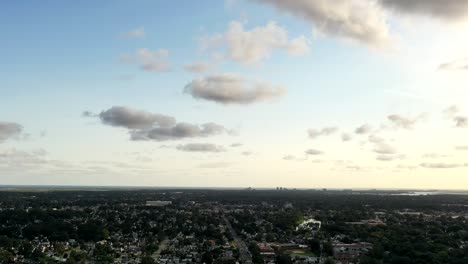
left=332, top=242, right=372, bottom=264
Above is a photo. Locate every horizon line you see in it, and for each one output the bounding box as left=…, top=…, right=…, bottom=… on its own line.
left=1, top=184, right=468, bottom=192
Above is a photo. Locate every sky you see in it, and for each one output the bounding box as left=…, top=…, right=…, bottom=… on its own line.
left=1, top=0, right=468, bottom=189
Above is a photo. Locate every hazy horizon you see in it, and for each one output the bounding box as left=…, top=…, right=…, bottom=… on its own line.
left=2, top=1, right=468, bottom=189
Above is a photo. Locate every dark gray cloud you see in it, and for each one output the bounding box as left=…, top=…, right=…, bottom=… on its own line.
left=176, top=143, right=225, bottom=153
left=0, top=122, right=23, bottom=143
left=308, top=127, right=338, bottom=139
left=131, top=122, right=227, bottom=141
left=95, top=106, right=176, bottom=129
left=231, top=143, right=243, bottom=147
left=253, top=0, right=392, bottom=48
left=355, top=124, right=372, bottom=135
left=242, top=151, right=252, bottom=156
left=420, top=162, right=468, bottom=169
left=184, top=73, right=285, bottom=105
left=387, top=113, right=426, bottom=129
left=90, top=106, right=228, bottom=141
left=378, top=0, right=468, bottom=20
left=82, top=111, right=95, bottom=117
left=305, top=149, right=324, bottom=155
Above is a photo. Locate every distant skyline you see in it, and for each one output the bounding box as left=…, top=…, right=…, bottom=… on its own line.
left=1, top=0, right=468, bottom=189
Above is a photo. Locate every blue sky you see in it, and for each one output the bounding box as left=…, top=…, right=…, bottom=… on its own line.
left=1, top=0, right=468, bottom=189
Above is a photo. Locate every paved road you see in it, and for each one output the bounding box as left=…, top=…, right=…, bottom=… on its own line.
left=223, top=216, right=253, bottom=264
left=153, top=238, right=169, bottom=261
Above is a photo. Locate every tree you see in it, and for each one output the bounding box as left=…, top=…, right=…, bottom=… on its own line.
left=93, top=243, right=114, bottom=263
left=141, top=256, right=156, bottom=264
left=144, top=242, right=159, bottom=254
left=0, top=250, right=14, bottom=264
left=308, top=239, right=321, bottom=255
left=248, top=242, right=263, bottom=264
left=276, top=254, right=292, bottom=264
left=323, top=241, right=334, bottom=256
left=201, top=252, right=213, bottom=264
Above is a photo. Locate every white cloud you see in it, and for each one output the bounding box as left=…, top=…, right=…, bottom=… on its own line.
left=254, top=0, right=393, bottom=48
left=184, top=62, right=212, bottom=73
left=443, top=105, right=460, bottom=118
left=308, top=127, right=338, bottom=139
left=283, top=155, right=307, bottom=161
left=341, top=133, right=352, bottom=142
left=305, top=149, right=324, bottom=155
left=387, top=113, right=426, bottom=129
left=202, top=20, right=310, bottom=64
left=422, top=153, right=453, bottom=159
left=121, top=48, right=170, bottom=72
left=439, top=58, right=468, bottom=71
left=122, top=27, right=146, bottom=38
left=420, top=163, right=468, bottom=169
